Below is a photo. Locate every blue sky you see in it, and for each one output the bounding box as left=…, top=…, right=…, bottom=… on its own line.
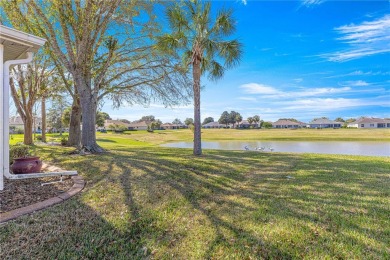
left=103, top=0, right=390, bottom=123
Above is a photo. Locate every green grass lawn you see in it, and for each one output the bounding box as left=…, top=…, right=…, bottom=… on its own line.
left=1, top=129, right=389, bottom=259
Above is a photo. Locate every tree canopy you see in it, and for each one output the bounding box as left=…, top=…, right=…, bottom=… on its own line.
left=202, top=117, right=214, bottom=125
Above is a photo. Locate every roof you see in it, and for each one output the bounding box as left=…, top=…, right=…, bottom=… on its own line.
left=203, top=122, right=224, bottom=127
left=240, top=120, right=255, bottom=125
left=128, top=121, right=148, bottom=127
left=309, top=118, right=340, bottom=124
left=352, top=117, right=390, bottom=124
left=9, top=116, right=42, bottom=125
left=104, top=120, right=130, bottom=127
left=0, top=25, right=46, bottom=61
left=273, top=119, right=306, bottom=126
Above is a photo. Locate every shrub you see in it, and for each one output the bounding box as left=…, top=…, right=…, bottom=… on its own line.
left=9, top=143, right=31, bottom=164
left=36, top=135, right=43, bottom=141
left=61, top=137, right=68, bottom=146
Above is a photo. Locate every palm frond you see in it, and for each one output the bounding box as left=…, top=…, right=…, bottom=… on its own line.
left=218, top=39, right=243, bottom=68
left=202, top=38, right=218, bottom=61
left=212, top=9, right=236, bottom=36
left=208, top=60, right=224, bottom=81
left=166, top=5, right=188, bottom=32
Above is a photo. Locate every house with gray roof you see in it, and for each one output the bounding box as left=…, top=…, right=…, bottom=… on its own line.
left=161, top=123, right=187, bottom=130
left=272, top=119, right=307, bottom=129
left=238, top=120, right=258, bottom=129
left=308, top=118, right=342, bottom=128
left=104, top=119, right=131, bottom=129
left=128, top=121, right=149, bottom=130
left=202, top=122, right=225, bottom=128
left=9, top=115, right=42, bottom=133
left=347, top=118, right=390, bottom=128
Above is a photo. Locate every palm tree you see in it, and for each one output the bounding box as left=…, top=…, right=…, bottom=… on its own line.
left=157, top=0, right=242, bottom=155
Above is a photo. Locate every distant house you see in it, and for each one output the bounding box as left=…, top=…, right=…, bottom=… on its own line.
left=9, top=115, right=42, bottom=133
left=161, top=123, right=187, bottom=130
left=308, top=119, right=342, bottom=128
left=272, top=119, right=307, bottom=129
left=238, top=120, right=258, bottom=129
left=128, top=121, right=148, bottom=130
left=202, top=122, right=225, bottom=128
left=104, top=119, right=129, bottom=129
left=161, top=123, right=174, bottom=130
left=347, top=118, right=390, bottom=128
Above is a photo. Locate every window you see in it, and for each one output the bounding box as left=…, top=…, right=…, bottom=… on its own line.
left=361, top=124, right=364, bottom=127
left=370, top=124, right=375, bottom=127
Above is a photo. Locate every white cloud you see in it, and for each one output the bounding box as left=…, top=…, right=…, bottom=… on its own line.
left=282, top=97, right=390, bottom=111
left=325, top=15, right=390, bottom=61
left=241, top=0, right=247, bottom=5
left=238, top=97, right=257, bottom=102
left=327, top=48, right=390, bottom=62
left=301, top=0, right=325, bottom=7
left=293, top=78, right=303, bottom=83
left=339, top=80, right=369, bottom=87
left=240, top=83, right=351, bottom=98
left=240, top=83, right=281, bottom=95
left=324, top=70, right=390, bottom=78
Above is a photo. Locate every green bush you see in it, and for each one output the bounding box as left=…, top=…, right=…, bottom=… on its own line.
left=16, top=128, right=24, bottom=134
left=61, top=137, right=68, bottom=146
left=9, top=143, right=31, bottom=164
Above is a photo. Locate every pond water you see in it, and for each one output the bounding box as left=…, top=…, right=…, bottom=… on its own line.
left=161, top=141, right=390, bottom=157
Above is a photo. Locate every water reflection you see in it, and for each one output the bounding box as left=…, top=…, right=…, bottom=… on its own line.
left=162, top=141, right=390, bottom=157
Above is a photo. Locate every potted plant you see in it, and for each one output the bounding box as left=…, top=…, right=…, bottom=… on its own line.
left=10, top=143, right=42, bottom=174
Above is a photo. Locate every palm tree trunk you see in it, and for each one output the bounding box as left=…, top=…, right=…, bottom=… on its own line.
left=193, top=61, right=202, bottom=156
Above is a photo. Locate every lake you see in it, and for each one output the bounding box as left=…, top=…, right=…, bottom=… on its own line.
left=162, top=141, right=390, bottom=157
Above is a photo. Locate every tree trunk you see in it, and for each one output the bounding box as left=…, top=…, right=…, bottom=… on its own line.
left=41, top=97, right=47, bottom=142
left=67, top=96, right=81, bottom=147
left=24, top=116, right=33, bottom=145
left=193, top=61, right=202, bottom=156
left=77, top=82, right=104, bottom=153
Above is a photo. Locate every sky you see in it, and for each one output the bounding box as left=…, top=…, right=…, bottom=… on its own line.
left=102, top=0, right=390, bottom=123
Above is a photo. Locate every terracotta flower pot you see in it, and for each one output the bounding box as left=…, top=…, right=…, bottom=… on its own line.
left=11, top=156, right=43, bottom=174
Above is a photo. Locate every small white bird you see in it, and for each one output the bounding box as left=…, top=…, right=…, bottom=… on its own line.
left=268, top=147, right=274, bottom=151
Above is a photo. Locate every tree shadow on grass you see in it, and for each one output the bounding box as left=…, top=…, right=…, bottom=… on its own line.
left=4, top=146, right=387, bottom=259
left=111, top=148, right=389, bottom=259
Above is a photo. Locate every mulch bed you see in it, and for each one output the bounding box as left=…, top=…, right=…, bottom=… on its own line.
left=0, top=177, right=73, bottom=213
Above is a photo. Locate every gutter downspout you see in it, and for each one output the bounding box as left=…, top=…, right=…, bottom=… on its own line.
left=0, top=44, right=4, bottom=190
left=2, top=53, right=77, bottom=181
left=3, top=52, right=34, bottom=180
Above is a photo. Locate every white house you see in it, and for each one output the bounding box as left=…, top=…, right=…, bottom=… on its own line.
left=9, top=115, right=42, bottom=133
left=1, top=25, right=46, bottom=190
left=347, top=118, right=390, bottom=128
left=161, top=123, right=187, bottom=130
left=128, top=121, right=148, bottom=130
left=202, top=122, right=225, bottom=128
